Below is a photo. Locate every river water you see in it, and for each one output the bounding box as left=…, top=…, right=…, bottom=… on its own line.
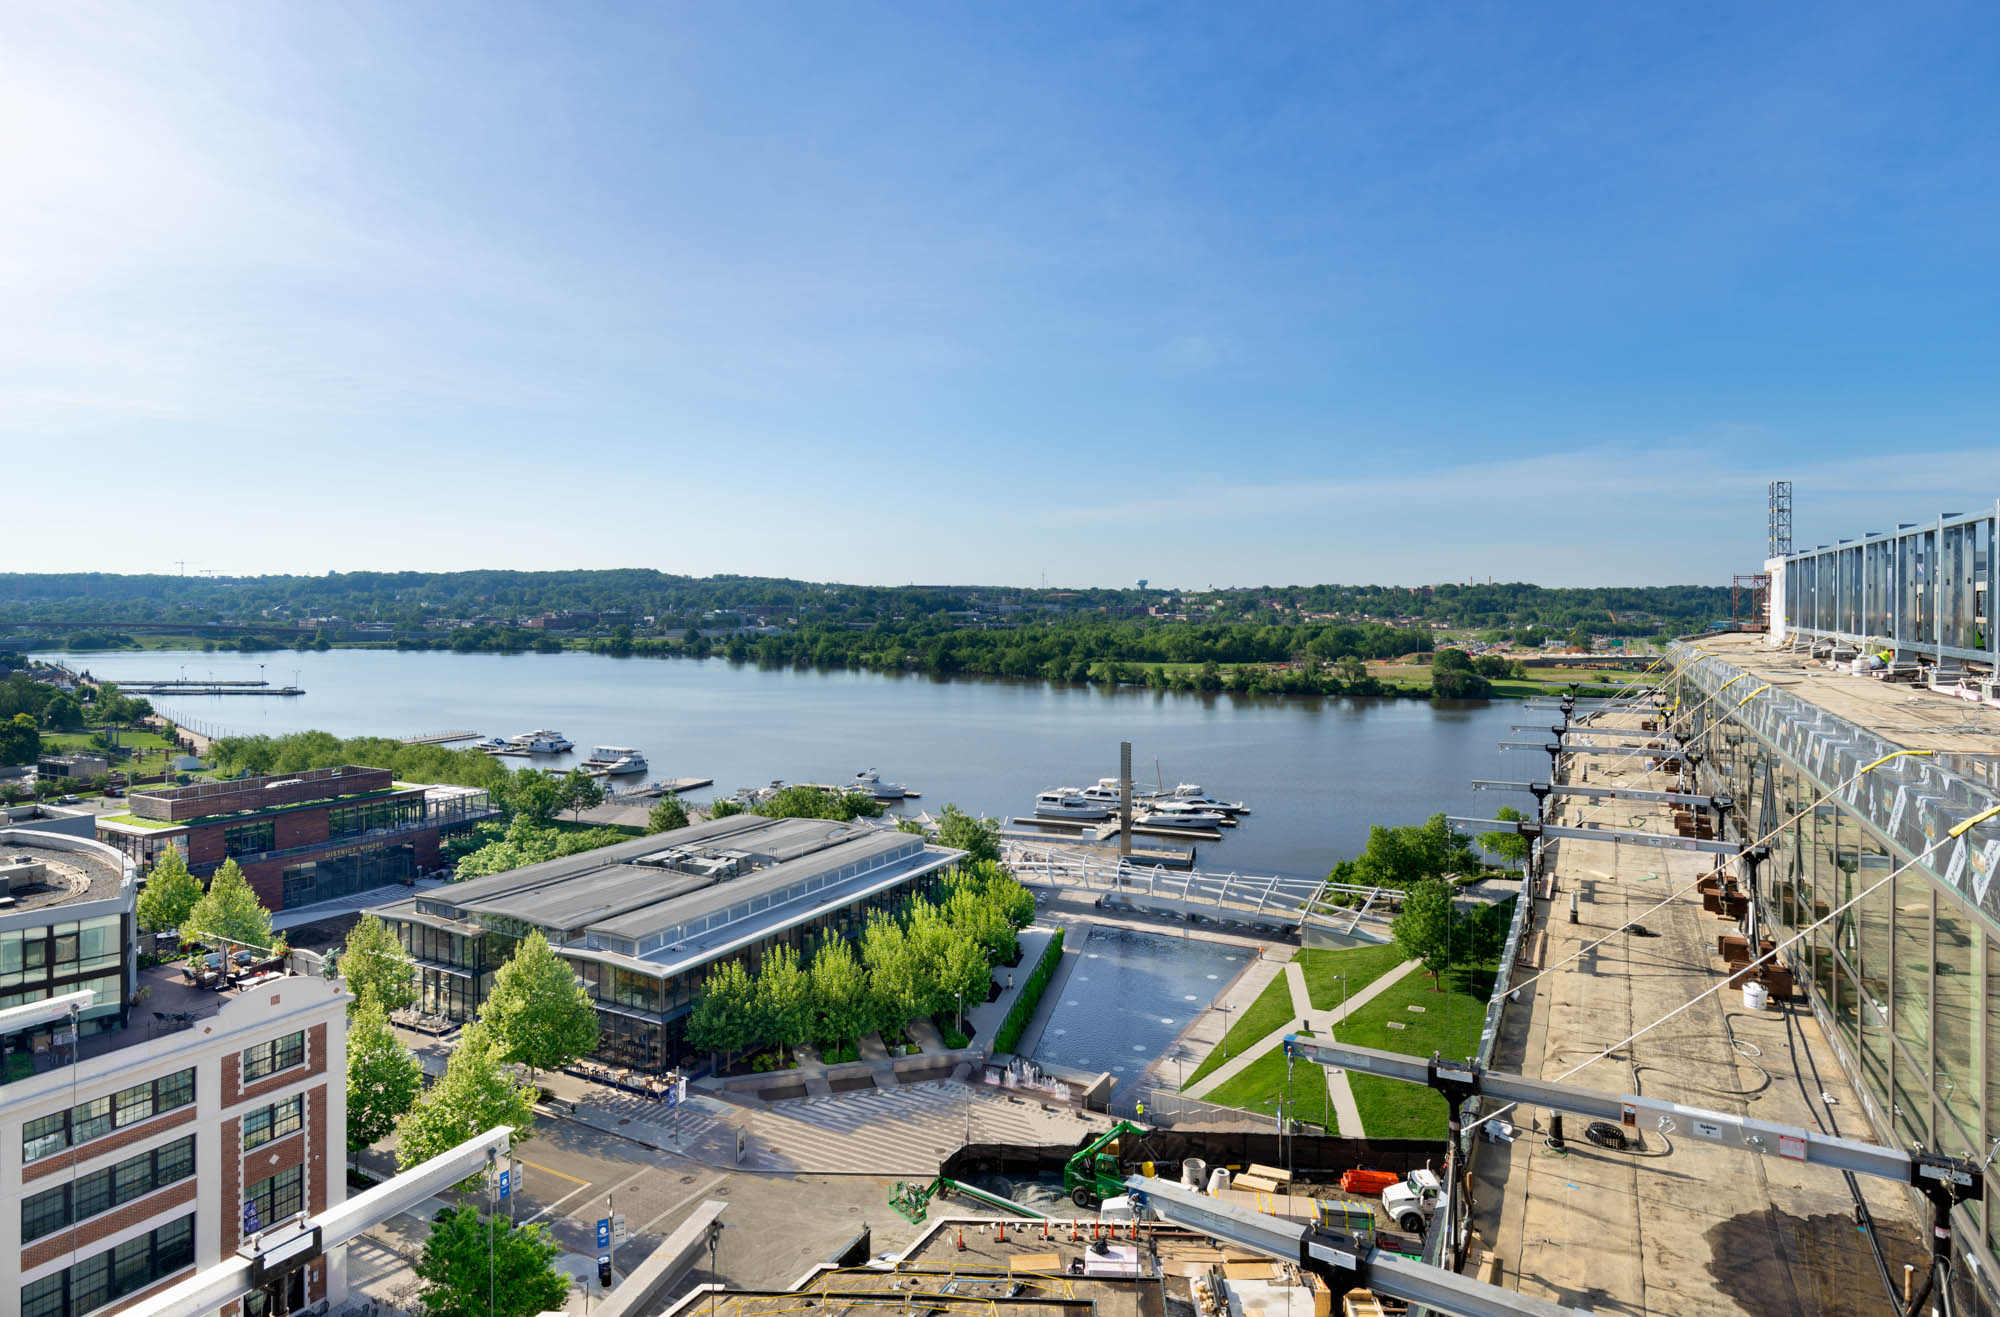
left=45, top=649, right=1542, bottom=877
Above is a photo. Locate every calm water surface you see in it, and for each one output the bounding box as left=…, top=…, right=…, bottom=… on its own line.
left=46, top=649, right=1541, bottom=876
left=1027, top=926, right=1247, bottom=1077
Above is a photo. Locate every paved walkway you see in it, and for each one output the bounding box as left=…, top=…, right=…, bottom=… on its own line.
left=1182, top=954, right=1423, bottom=1135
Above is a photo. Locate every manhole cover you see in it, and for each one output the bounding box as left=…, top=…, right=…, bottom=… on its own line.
left=681, top=1175, right=696, bottom=1184
left=619, top=1117, right=631, bottom=1125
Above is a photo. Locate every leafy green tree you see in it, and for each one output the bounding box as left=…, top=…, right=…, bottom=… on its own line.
left=346, top=990, right=422, bottom=1154
left=395, top=1021, right=536, bottom=1168
left=413, top=1204, right=568, bottom=1317
left=754, top=944, right=812, bottom=1060
left=135, top=851, right=202, bottom=935
left=41, top=692, right=84, bottom=731
left=861, top=911, right=926, bottom=1032
left=647, top=794, right=689, bottom=833
left=338, top=913, right=417, bottom=1014
left=708, top=798, right=746, bottom=818
left=806, top=934, right=873, bottom=1047
left=687, top=959, right=757, bottom=1060
left=1392, top=876, right=1460, bottom=991
left=935, top=803, right=1001, bottom=864
left=500, top=769, right=562, bottom=825
left=0, top=712, right=40, bottom=766
left=750, top=785, right=884, bottom=821
left=1479, top=806, right=1531, bottom=868
left=1567, top=625, right=1593, bottom=651
left=560, top=768, right=604, bottom=822
left=1328, top=813, right=1479, bottom=893
left=479, top=931, right=599, bottom=1081
left=185, top=859, right=275, bottom=953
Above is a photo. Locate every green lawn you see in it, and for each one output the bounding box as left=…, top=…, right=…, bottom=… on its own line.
left=1295, top=943, right=1409, bottom=1012
left=1340, top=958, right=1499, bottom=1139
left=1182, top=971, right=1295, bottom=1088
left=1204, top=1036, right=1333, bottom=1129
left=1182, top=942, right=1417, bottom=1093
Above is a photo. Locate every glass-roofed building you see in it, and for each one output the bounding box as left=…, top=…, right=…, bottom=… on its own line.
left=367, top=814, right=964, bottom=1071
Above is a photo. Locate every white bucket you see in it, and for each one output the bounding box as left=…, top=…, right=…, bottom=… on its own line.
left=1182, top=1157, right=1207, bottom=1189
left=1742, top=981, right=1770, bottom=1011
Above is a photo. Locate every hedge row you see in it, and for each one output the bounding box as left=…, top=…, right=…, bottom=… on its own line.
left=993, top=927, right=1066, bottom=1054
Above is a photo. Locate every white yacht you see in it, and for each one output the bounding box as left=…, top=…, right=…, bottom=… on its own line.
left=1137, top=805, right=1230, bottom=830
left=1161, top=783, right=1250, bottom=814
left=584, top=746, right=648, bottom=775
left=1034, top=791, right=1114, bottom=821
left=508, top=729, right=573, bottom=754
left=472, top=736, right=510, bottom=753
left=850, top=768, right=909, bottom=800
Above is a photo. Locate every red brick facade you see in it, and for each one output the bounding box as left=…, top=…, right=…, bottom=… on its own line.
left=20, top=1105, right=198, bottom=1184
left=221, top=1020, right=327, bottom=1107
left=21, top=1178, right=200, bottom=1272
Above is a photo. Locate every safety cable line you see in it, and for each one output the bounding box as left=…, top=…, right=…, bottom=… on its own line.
left=1499, top=748, right=1936, bottom=1002
left=1465, top=802, right=1995, bottom=1136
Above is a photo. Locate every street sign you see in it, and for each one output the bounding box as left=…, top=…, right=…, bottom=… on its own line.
left=613, top=1214, right=628, bottom=1244
left=596, top=1217, right=612, bottom=1250
left=498, top=1168, right=511, bottom=1200
left=243, top=1200, right=261, bottom=1235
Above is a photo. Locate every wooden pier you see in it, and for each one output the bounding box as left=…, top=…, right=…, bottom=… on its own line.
left=399, top=730, right=480, bottom=745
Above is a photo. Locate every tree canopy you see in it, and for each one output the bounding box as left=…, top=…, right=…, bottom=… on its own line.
left=135, top=850, right=202, bottom=935
left=338, top=913, right=417, bottom=1014
left=185, top=859, right=275, bottom=953
left=647, top=794, right=689, bottom=833
left=395, top=1021, right=536, bottom=1167
left=346, top=990, right=423, bottom=1154
left=1479, top=807, right=1531, bottom=867
left=1327, top=813, right=1481, bottom=892
left=479, top=930, right=599, bottom=1078
left=1392, top=877, right=1460, bottom=990
left=414, top=1205, right=569, bottom=1317
left=935, top=803, right=1002, bottom=864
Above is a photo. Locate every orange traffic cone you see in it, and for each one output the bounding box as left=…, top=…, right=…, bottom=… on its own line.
left=957, top=1226, right=965, bottom=1251
left=1070, top=1220, right=1078, bottom=1242
left=1041, top=1219, right=1050, bottom=1240
left=996, top=1218, right=1007, bottom=1244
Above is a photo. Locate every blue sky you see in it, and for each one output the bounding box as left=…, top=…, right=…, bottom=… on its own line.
left=4, top=2, right=1997, bottom=588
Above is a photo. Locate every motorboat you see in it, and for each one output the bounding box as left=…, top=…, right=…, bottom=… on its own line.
left=1137, top=805, right=1230, bottom=830
left=584, top=746, right=648, bottom=775
left=1034, top=791, right=1114, bottom=821
left=1161, top=783, right=1250, bottom=814
left=850, top=768, right=909, bottom=800
left=508, top=729, right=573, bottom=754
left=472, top=736, right=510, bottom=753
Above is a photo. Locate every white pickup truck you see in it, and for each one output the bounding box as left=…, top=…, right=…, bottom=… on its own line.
left=1379, top=1167, right=1441, bottom=1233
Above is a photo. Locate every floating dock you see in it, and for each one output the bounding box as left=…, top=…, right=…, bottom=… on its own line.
left=399, top=730, right=480, bottom=745
left=115, top=684, right=304, bottom=697
left=998, top=827, right=1196, bottom=868
left=1006, top=814, right=1222, bottom=842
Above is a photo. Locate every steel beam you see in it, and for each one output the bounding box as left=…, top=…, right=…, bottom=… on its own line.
left=1279, top=1038, right=1927, bottom=1187
left=1496, top=741, right=1676, bottom=757
left=1125, top=1177, right=1592, bottom=1317
left=1470, top=780, right=1719, bottom=807
left=1444, top=815, right=1739, bottom=855
left=123, top=1125, right=518, bottom=1317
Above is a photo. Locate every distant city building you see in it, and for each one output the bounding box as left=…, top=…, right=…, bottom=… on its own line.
left=37, top=753, right=109, bottom=781
left=95, top=766, right=498, bottom=911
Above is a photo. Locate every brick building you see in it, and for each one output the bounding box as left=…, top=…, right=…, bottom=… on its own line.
left=95, top=766, right=496, bottom=911
left=0, top=829, right=351, bottom=1317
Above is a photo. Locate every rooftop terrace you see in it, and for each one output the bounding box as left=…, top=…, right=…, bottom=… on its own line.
left=0, top=831, right=131, bottom=913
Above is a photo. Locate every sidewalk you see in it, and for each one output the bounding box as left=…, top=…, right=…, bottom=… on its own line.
left=1180, top=955, right=1422, bottom=1134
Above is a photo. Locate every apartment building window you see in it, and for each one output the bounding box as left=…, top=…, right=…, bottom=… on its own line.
left=240, top=1030, right=306, bottom=1082
left=20, top=1214, right=194, bottom=1317
left=224, top=819, right=277, bottom=858
left=244, top=1164, right=304, bottom=1228
left=21, top=1136, right=196, bottom=1243
left=242, top=1094, right=304, bottom=1150
left=21, top=1069, right=197, bottom=1162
